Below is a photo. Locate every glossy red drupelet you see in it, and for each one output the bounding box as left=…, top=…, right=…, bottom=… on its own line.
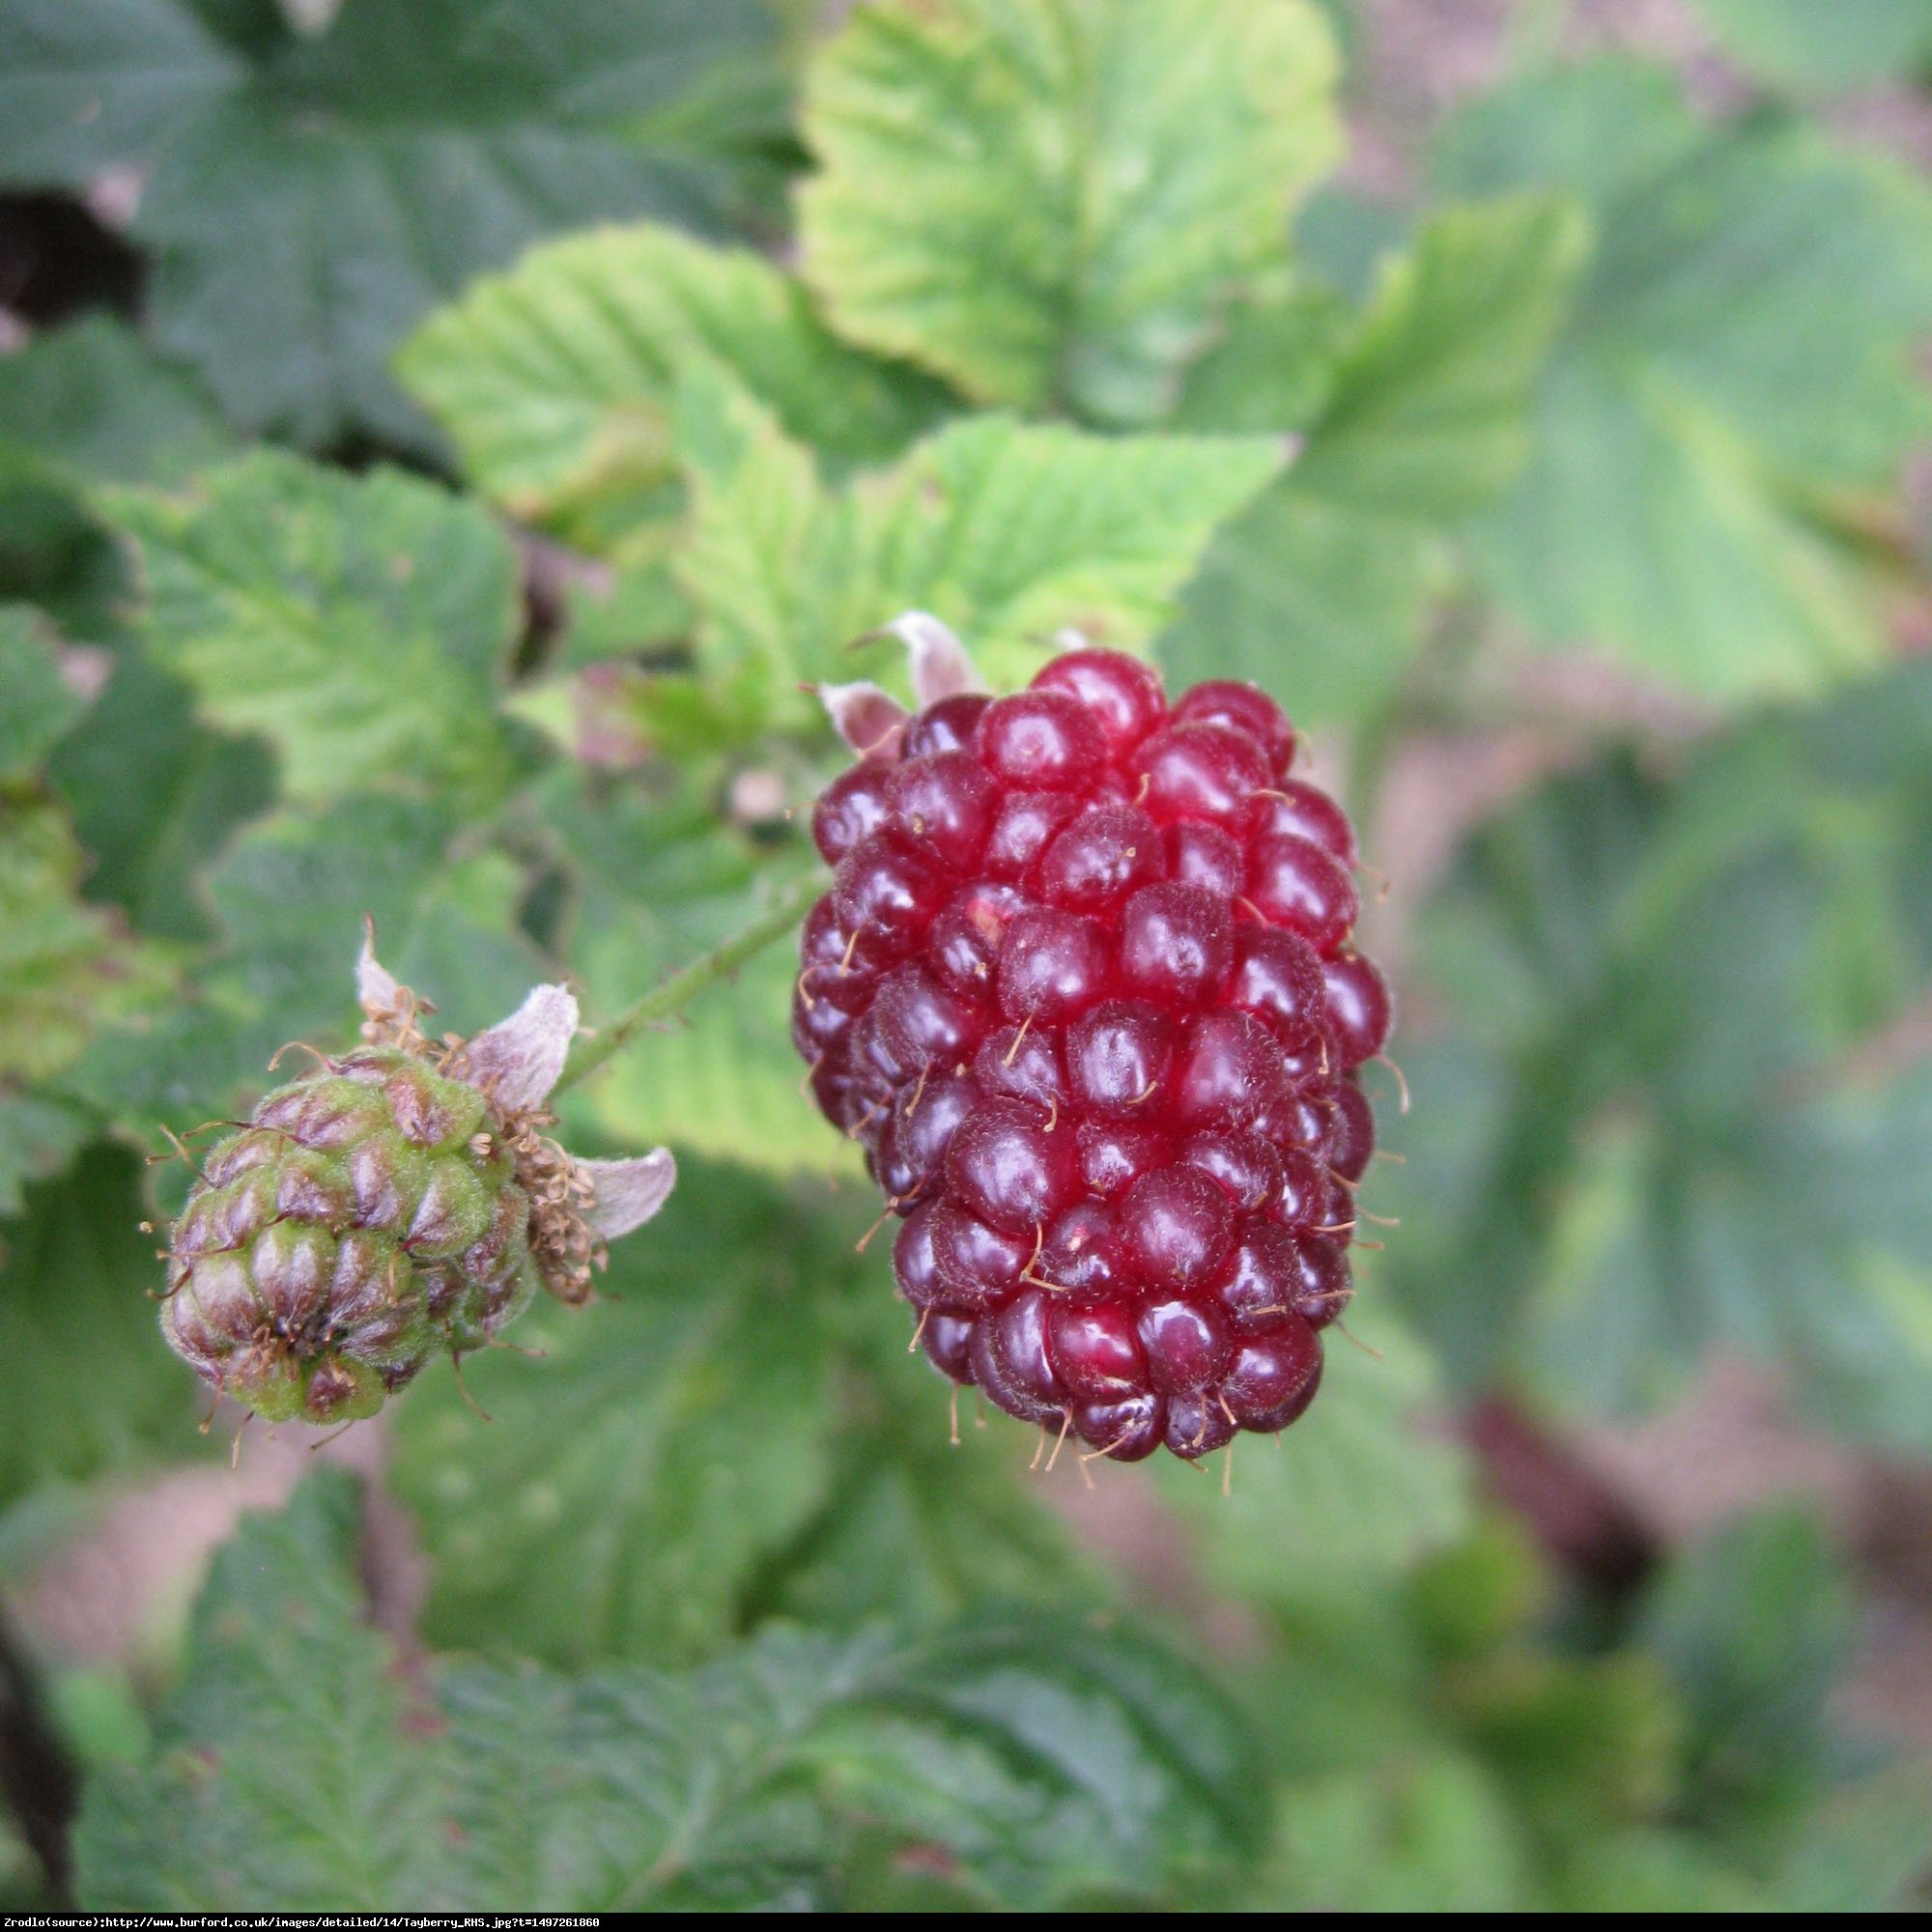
left=794, top=642, right=1391, bottom=1462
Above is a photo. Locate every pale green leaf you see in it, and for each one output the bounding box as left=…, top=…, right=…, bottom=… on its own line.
left=1264, top=1750, right=1531, bottom=1912
left=800, top=0, right=1342, bottom=422
left=1160, top=461, right=1435, bottom=726
left=104, top=451, right=519, bottom=804
left=1292, top=195, right=1590, bottom=522
left=1164, top=196, right=1583, bottom=723
left=1690, top=0, right=1932, bottom=92
left=1167, top=272, right=1353, bottom=437
left=0, top=797, right=171, bottom=1087
left=1436, top=59, right=1932, bottom=696
left=673, top=367, right=1287, bottom=716
left=396, top=223, right=949, bottom=530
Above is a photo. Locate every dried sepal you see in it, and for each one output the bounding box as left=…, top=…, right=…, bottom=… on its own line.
left=578, top=1151, right=678, bottom=1239
left=887, top=610, right=987, bottom=707
left=453, top=983, right=579, bottom=1114
left=818, top=680, right=909, bottom=760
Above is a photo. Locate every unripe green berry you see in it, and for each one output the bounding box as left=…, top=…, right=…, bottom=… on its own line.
left=158, top=937, right=677, bottom=1427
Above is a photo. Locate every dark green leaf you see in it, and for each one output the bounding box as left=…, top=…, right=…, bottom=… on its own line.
left=0, top=318, right=228, bottom=496
left=0, top=606, right=85, bottom=782
left=0, top=1143, right=208, bottom=1508
left=78, top=1472, right=1261, bottom=1909
left=1638, top=1508, right=1851, bottom=1839
left=0, top=795, right=172, bottom=1087
left=540, top=775, right=838, bottom=1177
left=0, top=0, right=781, bottom=445
left=47, top=651, right=276, bottom=944
left=390, top=1155, right=848, bottom=1667
left=1152, top=1302, right=1472, bottom=1608
left=1384, top=660, right=1932, bottom=1435
left=65, top=793, right=545, bottom=1133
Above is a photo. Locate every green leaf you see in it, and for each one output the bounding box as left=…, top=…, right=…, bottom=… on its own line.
left=0, top=0, right=241, bottom=180
left=1167, top=271, right=1354, bottom=437
left=1384, top=658, right=1932, bottom=1435
left=755, top=1265, right=1102, bottom=1631
left=73, top=1470, right=444, bottom=1910
left=0, top=796, right=171, bottom=1087
left=1775, top=1761, right=1932, bottom=1913
left=1264, top=1749, right=1531, bottom=1912
left=79, top=1472, right=1261, bottom=1909
left=65, top=793, right=545, bottom=1135
left=1291, top=195, right=1590, bottom=523
left=46, top=651, right=276, bottom=944
left=1436, top=59, right=1932, bottom=697
left=1161, top=491, right=1434, bottom=727
left=0, top=1090, right=93, bottom=1218
left=0, top=1143, right=208, bottom=1509
left=0, top=317, right=229, bottom=497
left=396, top=222, right=950, bottom=532
left=1638, top=1508, right=1851, bottom=1840
left=0, top=606, right=84, bottom=782
left=800, top=0, right=1341, bottom=424
left=1445, top=1651, right=1681, bottom=1846
left=1162, top=195, right=1586, bottom=724
left=674, top=369, right=1287, bottom=717
left=390, top=1155, right=844, bottom=1668
left=538, top=774, right=841, bottom=1178
left=0, top=321, right=230, bottom=643
left=0, top=0, right=781, bottom=445
left=1152, top=1302, right=1472, bottom=1607
left=104, top=451, right=519, bottom=805
left=1690, top=0, right=1932, bottom=92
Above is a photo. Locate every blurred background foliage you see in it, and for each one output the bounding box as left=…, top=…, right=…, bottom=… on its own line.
left=0, top=0, right=1929, bottom=1912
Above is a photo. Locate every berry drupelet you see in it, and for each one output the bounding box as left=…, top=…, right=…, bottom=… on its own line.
left=793, top=616, right=1393, bottom=1463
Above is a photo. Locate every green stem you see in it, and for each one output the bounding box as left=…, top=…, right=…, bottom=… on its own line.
left=554, top=870, right=822, bottom=1095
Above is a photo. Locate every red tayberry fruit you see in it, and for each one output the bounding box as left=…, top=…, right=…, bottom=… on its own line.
left=795, top=631, right=1391, bottom=1461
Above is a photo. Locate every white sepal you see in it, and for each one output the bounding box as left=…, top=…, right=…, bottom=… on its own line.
left=818, top=680, right=909, bottom=759
left=462, top=984, right=580, bottom=1113
left=889, top=610, right=987, bottom=707
left=355, top=919, right=406, bottom=1019
left=577, top=1150, right=678, bottom=1238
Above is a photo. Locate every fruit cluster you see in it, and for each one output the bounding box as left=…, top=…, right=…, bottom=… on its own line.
left=161, top=1047, right=540, bottom=1424
left=159, top=944, right=675, bottom=1426
left=793, top=639, right=1390, bottom=1462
